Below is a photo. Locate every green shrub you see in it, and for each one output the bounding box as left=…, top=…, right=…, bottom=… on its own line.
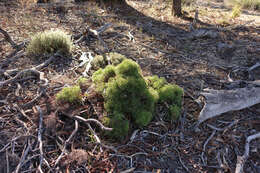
left=77, top=77, right=88, bottom=87
left=170, top=105, right=181, bottom=120
left=26, top=29, right=73, bottom=57
left=56, top=85, right=82, bottom=104
left=92, top=58, right=183, bottom=139
left=146, top=76, right=183, bottom=120
left=102, top=112, right=129, bottom=139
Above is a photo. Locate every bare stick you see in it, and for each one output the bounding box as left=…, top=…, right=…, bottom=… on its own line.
left=207, top=120, right=238, bottom=132
left=87, top=123, right=103, bottom=152
left=15, top=142, right=31, bottom=173
left=14, top=104, right=34, bottom=125
left=22, top=88, right=45, bottom=109
left=36, top=106, right=44, bottom=173
left=172, top=148, right=190, bottom=172
left=97, top=23, right=113, bottom=34
left=6, top=151, right=9, bottom=173
left=0, top=135, right=34, bottom=153
left=201, top=130, right=216, bottom=165
left=73, top=115, right=112, bottom=131
left=0, top=27, right=17, bottom=48
left=235, top=132, right=260, bottom=173
left=54, top=120, right=79, bottom=167
left=0, top=54, right=54, bottom=88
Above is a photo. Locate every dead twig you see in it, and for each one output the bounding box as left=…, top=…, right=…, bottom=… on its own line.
left=201, top=130, right=216, bottom=165
left=22, top=88, right=45, bottom=109
left=36, top=106, right=44, bottom=173
left=15, top=140, right=31, bottom=173
left=207, top=120, right=238, bottom=133
left=0, top=27, right=18, bottom=48
left=6, top=151, right=9, bottom=173
left=235, top=132, right=260, bottom=173
left=73, top=115, right=112, bottom=131
left=87, top=123, right=103, bottom=152
left=0, top=135, right=34, bottom=153
left=172, top=148, right=190, bottom=172
left=0, top=54, right=54, bottom=88
left=54, top=120, right=79, bottom=167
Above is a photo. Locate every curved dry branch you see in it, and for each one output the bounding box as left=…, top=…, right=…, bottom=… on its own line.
left=54, top=120, right=79, bottom=167
left=73, top=115, right=112, bottom=131
left=0, top=55, right=55, bottom=88
left=0, top=27, right=17, bottom=48
left=235, top=132, right=260, bottom=173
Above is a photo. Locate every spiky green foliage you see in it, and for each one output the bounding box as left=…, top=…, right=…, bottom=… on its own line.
left=91, top=52, right=126, bottom=70
left=77, top=77, right=87, bottom=86
left=146, top=76, right=167, bottom=90
left=92, top=59, right=183, bottom=139
left=56, top=85, right=82, bottom=104
left=170, top=105, right=181, bottom=120
left=91, top=55, right=107, bottom=70
left=26, top=29, right=73, bottom=57
left=109, top=52, right=126, bottom=66
left=102, top=113, right=129, bottom=139
left=92, top=65, right=116, bottom=93
left=146, top=76, right=183, bottom=120
left=92, top=59, right=158, bottom=139
left=159, top=84, right=183, bottom=106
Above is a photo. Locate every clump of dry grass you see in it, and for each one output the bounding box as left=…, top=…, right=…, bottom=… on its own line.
left=225, top=0, right=260, bottom=10
left=26, top=29, right=73, bottom=57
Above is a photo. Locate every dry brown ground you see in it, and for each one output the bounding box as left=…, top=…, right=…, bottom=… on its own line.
left=0, top=0, right=259, bottom=172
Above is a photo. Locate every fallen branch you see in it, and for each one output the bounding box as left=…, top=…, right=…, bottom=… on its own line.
left=73, top=115, right=112, bottom=131
left=235, top=132, right=260, bottom=173
left=36, top=106, right=44, bottom=173
left=201, top=130, right=216, bottom=165
left=0, top=54, right=55, bottom=88
left=22, top=87, right=46, bottom=109
left=54, top=120, right=79, bottom=167
left=15, top=141, right=31, bottom=173
left=75, top=23, right=112, bottom=52
left=0, top=27, right=17, bottom=48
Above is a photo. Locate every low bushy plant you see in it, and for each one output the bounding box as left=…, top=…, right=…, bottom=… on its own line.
left=26, top=29, right=73, bottom=57
left=56, top=85, right=82, bottom=104
left=92, top=57, right=183, bottom=139
left=147, top=76, right=183, bottom=120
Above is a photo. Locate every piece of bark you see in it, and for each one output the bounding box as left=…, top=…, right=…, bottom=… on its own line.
left=198, top=84, right=260, bottom=124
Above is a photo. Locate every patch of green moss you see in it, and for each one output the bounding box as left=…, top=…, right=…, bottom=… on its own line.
left=56, top=85, right=82, bottom=104
left=26, top=29, right=73, bottom=57
left=134, top=110, right=153, bottom=127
